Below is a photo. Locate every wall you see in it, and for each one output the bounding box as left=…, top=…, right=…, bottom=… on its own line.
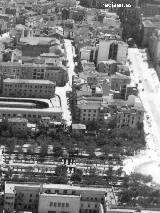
left=38, top=194, right=80, bottom=213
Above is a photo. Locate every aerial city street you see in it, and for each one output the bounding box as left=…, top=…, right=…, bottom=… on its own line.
left=0, top=0, right=159, bottom=213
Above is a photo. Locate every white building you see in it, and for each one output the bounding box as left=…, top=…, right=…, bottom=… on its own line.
left=97, top=40, right=128, bottom=65
left=4, top=182, right=117, bottom=213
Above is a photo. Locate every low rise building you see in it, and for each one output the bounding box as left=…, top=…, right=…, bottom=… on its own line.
left=7, top=117, right=28, bottom=132
left=72, top=123, right=86, bottom=137
left=2, top=79, right=56, bottom=99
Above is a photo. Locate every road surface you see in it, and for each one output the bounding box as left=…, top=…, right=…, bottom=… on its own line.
left=56, top=39, right=76, bottom=126
left=124, top=48, right=160, bottom=183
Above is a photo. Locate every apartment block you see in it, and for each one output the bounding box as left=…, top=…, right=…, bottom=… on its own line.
left=0, top=61, right=68, bottom=86
left=109, top=96, right=144, bottom=128
left=2, top=79, right=56, bottom=99
left=97, top=60, right=117, bottom=75
left=4, top=182, right=117, bottom=213
left=0, top=96, right=62, bottom=122
left=97, top=40, right=128, bottom=65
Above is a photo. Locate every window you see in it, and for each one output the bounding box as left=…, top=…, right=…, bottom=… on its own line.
left=29, top=199, right=32, bottom=202
left=58, top=203, right=61, bottom=207
left=62, top=203, right=65, bottom=207
left=66, top=203, right=69, bottom=207
left=55, top=190, right=59, bottom=194
left=95, top=204, right=97, bottom=208
left=30, top=194, right=32, bottom=197
left=63, top=190, right=67, bottom=194
left=88, top=204, right=90, bottom=208
left=89, top=110, right=91, bottom=112
left=50, top=202, right=53, bottom=207
left=54, top=202, right=56, bottom=207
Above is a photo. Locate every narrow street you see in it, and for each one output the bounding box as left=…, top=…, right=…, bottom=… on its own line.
left=55, top=39, right=76, bottom=126
left=124, top=48, right=160, bottom=184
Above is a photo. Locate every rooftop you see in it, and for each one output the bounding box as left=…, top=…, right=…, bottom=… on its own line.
left=20, top=37, right=59, bottom=46
left=4, top=78, right=55, bottom=85
left=8, top=117, right=28, bottom=123
left=0, top=96, right=61, bottom=113
left=72, top=124, right=86, bottom=130
left=5, top=182, right=108, bottom=194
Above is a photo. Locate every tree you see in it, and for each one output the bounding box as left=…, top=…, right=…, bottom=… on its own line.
left=71, top=168, right=83, bottom=183
left=118, top=173, right=158, bottom=208
left=55, top=165, right=67, bottom=177
left=53, top=146, right=63, bottom=157
left=54, top=165, right=68, bottom=184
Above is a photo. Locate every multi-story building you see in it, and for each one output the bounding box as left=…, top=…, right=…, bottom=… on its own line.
left=0, top=96, right=62, bottom=122
left=72, top=81, right=104, bottom=122
left=2, top=79, right=56, bottom=99
left=44, top=62, right=68, bottom=86
left=0, top=61, right=68, bottom=86
left=97, top=40, right=128, bottom=65
left=111, top=73, right=131, bottom=90
left=148, top=29, right=160, bottom=63
left=19, top=37, right=62, bottom=57
left=4, top=182, right=117, bottom=213
left=97, top=60, right=117, bottom=75
left=141, top=19, right=156, bottom=47
left=116, top=96, right=145, bottom=128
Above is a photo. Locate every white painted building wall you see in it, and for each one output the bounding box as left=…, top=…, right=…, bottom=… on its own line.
left=38, top=194, right=81, bottom=213
left=97, top=41, right=111, bottom=64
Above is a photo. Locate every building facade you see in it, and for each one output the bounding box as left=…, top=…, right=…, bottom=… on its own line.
left=97, top=40, right=128, bottom=65
left=4, top=182, right=116, bottom=213
left=2, top=79, right=56, bottom=99
left=0, top=62, right=68, bottom=86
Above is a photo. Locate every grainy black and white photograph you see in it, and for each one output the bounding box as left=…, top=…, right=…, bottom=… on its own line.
left=0, top=0, right=159, bottom=213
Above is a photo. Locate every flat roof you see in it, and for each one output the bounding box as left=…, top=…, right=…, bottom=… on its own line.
left=20, top=37, right=59, bottom=46
left=40, top=193, right=81, bottom=198
left=0, top=96, right=62, bottom=113
left=5, top=182, right=108, bottom=194
left=8, top=118, right=28, bottom=123
left=4, top=79, right=55, bottom=85
left=72, top=124, right=86, bottom=130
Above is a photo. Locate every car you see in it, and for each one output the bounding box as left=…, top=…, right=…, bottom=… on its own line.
left=142, top=88, right=144, bottom=91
